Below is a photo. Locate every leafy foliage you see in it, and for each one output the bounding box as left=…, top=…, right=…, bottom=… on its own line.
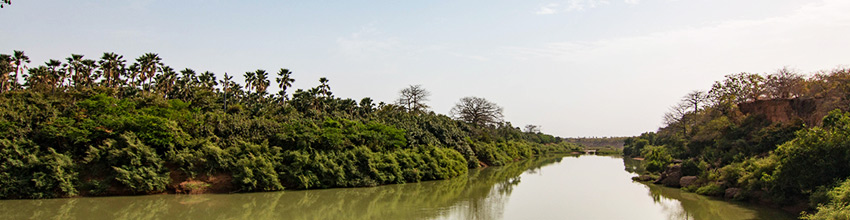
left=0, top=50, right=582, bottom=199
left=624, top=67, right=850, bottom=218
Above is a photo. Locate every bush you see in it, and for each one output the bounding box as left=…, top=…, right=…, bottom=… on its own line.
left=0, top=139, right=77, bottom=199
left=695, top=182, right=725, bottom=196
left=83, top=132, right=170, bottom=194
left=771, top=110, right=850, bottom=198
left=641, top=145, right=672, bottom=173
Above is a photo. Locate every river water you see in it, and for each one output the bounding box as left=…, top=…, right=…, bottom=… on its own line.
left=0, top=155, right=794, bottom=220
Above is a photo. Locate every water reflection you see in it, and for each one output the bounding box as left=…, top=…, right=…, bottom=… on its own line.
left=624, top=157, right=793, bottom=220
left=0, top=157, right=566, bottom=220
left=0, top=156, right=793, bottom=220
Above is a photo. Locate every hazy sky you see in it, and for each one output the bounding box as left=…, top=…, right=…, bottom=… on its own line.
left=2, top=0, right=850, bottom=137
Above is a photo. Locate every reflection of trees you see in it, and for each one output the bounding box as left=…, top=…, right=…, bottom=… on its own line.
left=643, top=183, right=794, bottom=220
left=622, top=157, right=646, bottom=174
left=0, top=157, right=565, bottom=220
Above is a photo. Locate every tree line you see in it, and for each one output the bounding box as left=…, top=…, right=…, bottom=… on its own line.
left=623, top=67, right=850, bottom=219
left=0, top=50, right=581, bottom=199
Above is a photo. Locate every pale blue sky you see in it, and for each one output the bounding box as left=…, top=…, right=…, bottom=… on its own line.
left=2, top=0, right=849, bottom=137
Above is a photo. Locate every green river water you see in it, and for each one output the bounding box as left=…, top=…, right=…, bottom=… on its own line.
left=0, top=155, right=795, bottom=220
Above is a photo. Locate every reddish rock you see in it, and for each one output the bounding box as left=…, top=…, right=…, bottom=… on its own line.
left=679, top=176, right=698, bottom=188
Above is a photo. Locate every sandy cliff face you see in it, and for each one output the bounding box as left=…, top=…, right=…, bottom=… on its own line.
left=737, top=98, right=840, bottom=126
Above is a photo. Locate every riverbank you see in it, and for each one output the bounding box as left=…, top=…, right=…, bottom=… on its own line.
left=0, top=88, right=582, bottom=199
left=627, top=157, right=810, bottom=216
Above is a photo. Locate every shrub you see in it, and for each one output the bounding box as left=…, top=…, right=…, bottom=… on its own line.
left=695, top=182, right=725, bottom=196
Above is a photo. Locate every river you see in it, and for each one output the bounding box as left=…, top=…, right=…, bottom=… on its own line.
left=0, top=155, right=794, bottom=220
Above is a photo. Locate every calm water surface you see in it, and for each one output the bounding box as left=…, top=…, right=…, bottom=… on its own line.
left=0, top=156, right=794, bottom=220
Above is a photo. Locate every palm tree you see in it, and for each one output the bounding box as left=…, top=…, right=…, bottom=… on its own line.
left=136, top=53, right=162, bottom=91
left=63, top=54, right=84, bottom=89
left=23, top=66, right=50, bottom=91
left=79, top=59, right=99, bottom=88
left=98, top=52, right=125, bottom=88
left=0, top=54, right=13, bottom=92
left=176, top=68, right=201, bottom=100
left=221, top=72, right=233, bottom=111
left=199, top=71, right=217, bottom=90
left=12, top=50, right=30, bottom=90
left=254, top=69, right=270, bottom=95
left=154, top=66, right=177, bottom=97
left=243, top=71, right=255, bottom=94
left=318, top=77, right=331, bottom=98
left=275, top=68, right=295, bottom=102
left=45, top=59, right=62, bottom=91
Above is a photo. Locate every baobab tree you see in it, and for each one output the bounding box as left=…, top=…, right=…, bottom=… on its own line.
left=450, top=96, right=504, bottom=126
left=396, top=84, right=430, bottom=112
left=682, top=90, right=708, bottom=113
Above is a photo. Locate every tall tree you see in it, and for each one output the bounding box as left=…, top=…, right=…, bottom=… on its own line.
left=12, top=50, right=30, bottom=90
left=198, top=71, right=217, bottom=90
left=79, top=59, right=99, bottom=88
left=318, top=77, right=331, bottom=98
left=221, top=72, right=233, bottom=111
left=682, top=90, right=708, bottom=113
left=254, top=69, right=269, bottom=95
left=396, top=84, right=430, bottom=112
left=45, top=59, right=63, bottom=91
left=135, top=53, right=162, bottom=91
left=155, top=66, right=177, bottom=97
left=1, top=0, right=10, bottom=8
left=663, top=102, right=690, bottom=137
left=450, top=96, right=504, bottom=126
left=63, top=54, right=84, bottom=89
left=275, top=68, right=295, bottom=102
left=243, top=71, right=255, bottom=94
left=98, top=52, right=125, bottom=88
left=0, top=54, right=12, bottom=92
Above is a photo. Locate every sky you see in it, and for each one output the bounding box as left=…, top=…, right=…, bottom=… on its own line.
left=2, top=0, right=850, bottom=137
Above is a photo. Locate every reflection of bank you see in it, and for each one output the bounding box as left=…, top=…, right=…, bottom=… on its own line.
left=623, top=157, right=647, bottom=174
left=639, top=177, right=795, bottom=220
left=0, top=156, right=566, bottom=220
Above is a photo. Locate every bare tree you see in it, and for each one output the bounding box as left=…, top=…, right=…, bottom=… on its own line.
left=396, top=84, right=430, bottom=112
left=524, top=124, right=541, bottom=133
left=682, top=90, right=708, bottom=113
left=663, top=102, right=690, bottom=136
left=450, top=96, right=504, bottom=126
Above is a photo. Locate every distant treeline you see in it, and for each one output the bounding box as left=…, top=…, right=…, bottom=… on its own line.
left=624, top=67, right=850, bottom=219
left=564, top=137, right=627, bottom=148
left=0, top=50, right=582, bottom=199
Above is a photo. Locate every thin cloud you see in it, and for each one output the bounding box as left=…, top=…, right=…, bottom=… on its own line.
left=624, top=0, right=640, bottom=5
left=535, top=3, right=559, bottom=15
left=566, top=0, right=611, bottom=11
left=509, top=0, right=850, bottom=65
left=535, top=0, right=615, bottom=14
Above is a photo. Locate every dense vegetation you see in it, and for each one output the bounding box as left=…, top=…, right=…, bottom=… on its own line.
left=564, top=136, right=627, bottom=148
left=623, top=67, right=850, bottom=218
left=0, top=50, right=581, bottom=199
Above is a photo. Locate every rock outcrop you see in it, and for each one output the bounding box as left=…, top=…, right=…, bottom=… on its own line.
left=679, top=176, right=698, bottom=188
left=654, top=164, right=683, bottom=187
left=738, top=98, right=833, bottom=126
